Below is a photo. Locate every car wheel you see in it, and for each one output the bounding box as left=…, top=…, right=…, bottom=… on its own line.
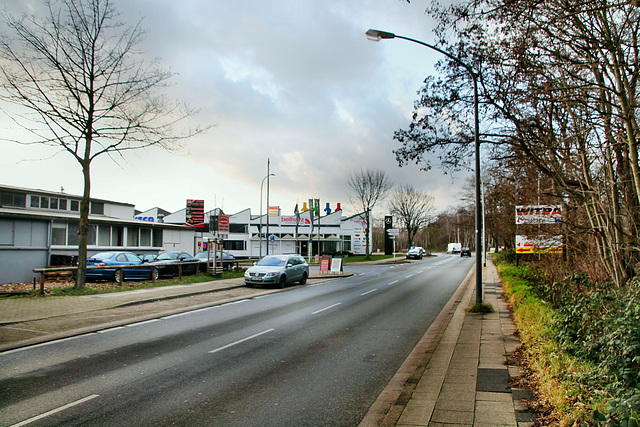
left=277, top=275, right=287, bottom=289
left=299, top=272, right=308, bottom=285
left=151, top=268, right=159, bottom=281
left=114, top=269, right=123, bottom=283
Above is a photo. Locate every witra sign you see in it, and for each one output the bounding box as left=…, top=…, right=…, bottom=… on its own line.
left=515, top=205, right=562, bottom=225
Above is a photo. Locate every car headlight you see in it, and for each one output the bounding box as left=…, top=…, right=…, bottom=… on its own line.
left=264, top=272, right=278, bottom=278
left=244, top=272, right=250, bottom=278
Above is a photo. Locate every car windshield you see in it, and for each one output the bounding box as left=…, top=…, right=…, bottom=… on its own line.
left=156, top=253, right=178, bottom=260
left=256, top=256, right=286, bottom=267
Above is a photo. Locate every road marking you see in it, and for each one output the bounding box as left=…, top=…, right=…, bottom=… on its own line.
left=97, top=326, right=126, bottom=333
left=312, top=303, right=342, bottom=315
left=208, top=329, right=275, bottom=354
left=126, top=319, right=160, bottom=328
left=388, top=280, right=399, bottom=286
left=10, top=394, right=99, bottom=427
left=361, top=289, right=377, bottom=296
left=0, top=335, right=85, bottom=355
left=405, top=274, right=414, bottom=278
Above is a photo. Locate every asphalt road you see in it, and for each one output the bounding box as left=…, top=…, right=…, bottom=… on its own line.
left=0, top=255, right=474, bottom=426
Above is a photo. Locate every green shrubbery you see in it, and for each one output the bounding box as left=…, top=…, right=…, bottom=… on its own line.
left=494, top=251, right=640, bottom=425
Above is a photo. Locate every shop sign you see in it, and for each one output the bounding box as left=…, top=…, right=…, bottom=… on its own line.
left=516, top=235, right=563, bottom=254
left=516, top=205, right=562, bottom=225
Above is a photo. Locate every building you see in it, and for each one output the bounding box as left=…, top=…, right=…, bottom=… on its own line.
left=0, top=184, right=372, bottom=284
left=0, top=185, right=194, bottom=284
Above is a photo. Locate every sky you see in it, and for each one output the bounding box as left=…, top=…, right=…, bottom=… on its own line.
left=0, top=0, right=471, bottom=217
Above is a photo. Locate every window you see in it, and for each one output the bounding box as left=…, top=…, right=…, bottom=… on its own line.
left=0, top=191, right=26, bottom=208
left=223, top=240, right=246, bottom=251
left=230, top=224, right=248, bottom=233
left=127, top=227, right=139, bottom=246
left=90, top=202, right=104, bottom=215
left=152, top=229, right=163, bottom=247
left=50, top=198, right=59, bottom=210
left=31, top=196, right=40, bottom=208
left=88, top=225, right=96, bottom=246
left=52, top=222, right=66, bottom=245
left=112, top=226, right=123, bottom=246
left=70, top=200, right=80, bottom=211
left=67, top=222, right=79, bottom=245
left=98, top=226, right=111, bottom=246
left=140, top=228, right=151, bottom=246
left=59, top=199, right=68, bottom=210
left=40, top=197, right=49, bottom=209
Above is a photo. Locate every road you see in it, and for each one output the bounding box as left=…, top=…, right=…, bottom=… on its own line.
left=0, top=255, right=474, bottom=426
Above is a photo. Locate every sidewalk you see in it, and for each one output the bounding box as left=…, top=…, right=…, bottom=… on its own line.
left=361, top=257, right=537, bottom=426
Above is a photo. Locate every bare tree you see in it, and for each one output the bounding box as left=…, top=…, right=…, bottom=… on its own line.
left=388, top=185, right=436, bottom=248
left=347, top=169, right=393, bottom=259
left=0, top=0, right=203, bottom=288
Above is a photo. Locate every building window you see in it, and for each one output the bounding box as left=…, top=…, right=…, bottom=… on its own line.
left=98, top=226, right=111, bottom=246
left=59, top=199, right=68, bottom=210
left=90, top=202, right=104, bottom=215
left=70, top=200, right=80, bottom=211
left=112, top=226, right=123, bottom=246
left=152, top=229, right=163, bottom=247
left=40, top=197, right=49, bottom=209
left=50, top=198, right=59, bottom=210
left=31, top=196, right=40, bottom=208
left=52, top=222, right=66, bottom=245
left=223, top=240, right=246, bottom=251
left=229, top=224, right=248, bottom=233
left=88, top=225, right=96, bottom=246
left=127, top=226, right=139, bottom=246
left=67, top=222, right=79, bottom=245
left=140, top=228, right=151, bottom=246
left=0, top=191, right=26, bottom=208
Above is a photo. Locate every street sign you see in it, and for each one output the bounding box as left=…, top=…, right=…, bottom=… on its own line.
left=387, top=228, right=400, bottom=235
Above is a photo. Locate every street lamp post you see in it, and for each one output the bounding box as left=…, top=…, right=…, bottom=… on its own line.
left=366, top=29, right=483, bottom=303
left=259, top=168, right=275, bottom=259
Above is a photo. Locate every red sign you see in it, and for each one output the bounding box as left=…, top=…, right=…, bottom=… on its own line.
left=319, top=256, right=331, bottom=273
left=218, top=214, right=230, bottom=233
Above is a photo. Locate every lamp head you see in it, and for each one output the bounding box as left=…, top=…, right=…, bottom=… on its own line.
left=365, top=29, right=396, bottom=42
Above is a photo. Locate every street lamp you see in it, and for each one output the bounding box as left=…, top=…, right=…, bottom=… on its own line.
left=259, top=170, right=275, bottom=258
left=366, top=29, right=483, bottom=303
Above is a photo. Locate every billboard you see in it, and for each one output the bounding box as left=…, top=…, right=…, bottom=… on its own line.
left=516, top=205, right=562, bottom=225
left=186, top=199, right=205, bottom=227
left=516, top=235, right=563, bottom=254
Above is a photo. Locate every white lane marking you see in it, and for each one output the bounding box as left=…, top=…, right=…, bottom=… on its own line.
left=208, top=329, right=275, bottom=354
left=97, top=326, right=126, bottom=333
left=0, top=335, right=85, bottom=355
left=405, top=274, right=414, bottom=278
left=361, top=289, right=377, bottom=296
left=312, top=303, right=342, bottom=315
left=388, top=280, right=399, bottom=286
left=10, top=394, right=99, bottom=427
left=126, top=319, right=160, bottom=328
left=219, top=300, right=247, bottom=307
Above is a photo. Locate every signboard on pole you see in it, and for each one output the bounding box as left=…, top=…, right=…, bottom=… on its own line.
left=186, top=199, right=205, bottom=227
left=516, top=205, right=562, bottom=225
left=516, top=235, right=563, bottom=254
left=218, top=214, right=230, bottom=233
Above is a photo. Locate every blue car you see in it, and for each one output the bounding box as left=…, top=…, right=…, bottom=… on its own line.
left=86, top=251, right=158, bottom=282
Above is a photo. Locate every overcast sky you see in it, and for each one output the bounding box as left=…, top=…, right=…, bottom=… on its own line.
left=0, top=0, right=471, bottom=217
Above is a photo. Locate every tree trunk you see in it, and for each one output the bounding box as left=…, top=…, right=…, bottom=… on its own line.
left=75, top=163, right=91, bottom=289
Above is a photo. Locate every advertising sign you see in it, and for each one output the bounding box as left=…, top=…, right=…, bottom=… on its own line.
left=516, top=205, right=562, bottom=225
left=186, top=199, right=205, bottom=227
left=280, top=216, right=311, bottom=226
left=218, top=214, right=230, bottom=233
left=516, top=235, right=563, bottom=254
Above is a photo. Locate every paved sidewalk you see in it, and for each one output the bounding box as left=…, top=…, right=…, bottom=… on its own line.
left=361, top=257, right=536, bottom=426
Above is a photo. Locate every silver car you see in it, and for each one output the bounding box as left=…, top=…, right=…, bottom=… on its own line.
left=244, top=254, right=309, bottom=288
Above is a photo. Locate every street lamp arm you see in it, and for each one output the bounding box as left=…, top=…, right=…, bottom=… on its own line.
left=365, top=29, right=477, bottom=79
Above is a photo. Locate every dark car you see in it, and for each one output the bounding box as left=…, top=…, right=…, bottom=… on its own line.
left=406, top=247, right=425, bottom=260
left=151, top=251, right=199, bottom=277
left=138, top=253, right=158, bottom=262
left=460, top=248, right=472, bottom=257
left=244, top=254, right=309, bottom=288
left=195, top=250, right=236, bottom=271
left=86, top=251, right=158, bottom=282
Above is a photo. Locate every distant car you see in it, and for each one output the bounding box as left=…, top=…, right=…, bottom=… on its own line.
left=460, top=248, right=472, bottom=257
left=406, top=247, right=424, bottom=260
left=151, top=251, right=199, bottom=277
left=86, top=251, right=158, bottom=282
left=138, top=253, right=158, bottom=262
left=195, top=250, right=236, bottom=271
left=244, top=254, right=309, bottom=288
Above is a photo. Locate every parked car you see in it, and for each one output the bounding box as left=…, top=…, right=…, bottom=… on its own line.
left=138, top=253, right=158, bottom=262
left=195, top=250, right=236, bottom=271
left=406, top=247, right=425, bottom=260
left=150, top=251, right=199, bottom=277
left=244, top=254, right=309, bottom=288
left=460, top=248, right=472, bottom=257
left=86, top=251, right=158, bottom=282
